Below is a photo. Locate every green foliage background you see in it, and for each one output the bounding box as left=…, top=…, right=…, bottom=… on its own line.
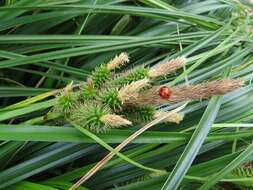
left=1, top=0, right=253, bottom=190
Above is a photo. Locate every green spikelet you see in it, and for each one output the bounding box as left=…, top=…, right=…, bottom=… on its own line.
left=80, top=82, right=97, bottom=100
left=91, top=65, right=110, bottom=87
left=123, top=105, right=155, bottom=123
left=114, top=67, right=148, bottom=85
left=54, top=92, right=77, bottom=115
left=99, top=88, right=122, bottom=110
left=232, top=165, right=253, bottom=177
left=70, top=103, right=111, bottom=133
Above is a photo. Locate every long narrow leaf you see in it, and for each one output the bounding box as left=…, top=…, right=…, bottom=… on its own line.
left=161, top=96, right=223, bottom=190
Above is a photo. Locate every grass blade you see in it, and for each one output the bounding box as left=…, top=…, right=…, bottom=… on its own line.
left=161, top=96, right=223, bottom=190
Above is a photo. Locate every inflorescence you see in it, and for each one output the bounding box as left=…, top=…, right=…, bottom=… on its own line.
left=54, top=53, right=244, bottom=133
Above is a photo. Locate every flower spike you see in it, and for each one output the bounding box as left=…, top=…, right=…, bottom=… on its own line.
left=107, top=52, right=129, bottom=70
left=148, top=57, right=186, bottom=78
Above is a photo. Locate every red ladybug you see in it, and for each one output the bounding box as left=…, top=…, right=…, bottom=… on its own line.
left=159, top=86, right=172, bottom=99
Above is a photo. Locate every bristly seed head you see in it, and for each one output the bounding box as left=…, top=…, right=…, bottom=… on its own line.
left=100, top=114, right=132, bottom=127
left=54, top=91, right=77, bottom=115
left=100, top=88, right=122, bottom=110
left=118, top=78, right=149, bottom=103
left=70, top=103, right=111, bottom=133
left=107, top=52, right=129, bottom=71
left=154, top=111, right=184, bottom=124
left=123, top=78, right=244, bottom=106
left=123, top=105, right=155, bottom=123
left=91, top=65, right=110, bottom=87
left=70, top=103, right=132, bottom=133
left=148, top=57, right=186, bottom=78
left=80, top=82, right=97, bottom=100
left=54, top=81, right=77, bottom=115
left=114, top=66, right=149, bottom=85
left=167, top=78, right=245, bottom=103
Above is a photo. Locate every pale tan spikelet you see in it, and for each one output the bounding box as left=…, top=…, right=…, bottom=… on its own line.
left=86, top=78, right=93, bottom=85
left=168, top=78, right=244, bottom=103
left=107, top=52, right=129, bottom=70
left=100, top=114, right=132, bottom=128
left=125, top=79, right=244, bottom=106
left=63, top=81, right=74, bottom=96
left=118, top=78, right=149, bottom=102
left=148, top=57, right=186, bottom=78
left=154, top=111, right=184, bottom=124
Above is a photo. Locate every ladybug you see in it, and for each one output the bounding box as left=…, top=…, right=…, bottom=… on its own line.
left=159, top=86, right=172, bottom=99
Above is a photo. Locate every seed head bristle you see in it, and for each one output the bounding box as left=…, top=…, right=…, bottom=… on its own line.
left=123, top=105, right=155, bottom=123
left=70, top=103, right=111, bottom=133
left=148, top=57, right=186, bottom=78
left=154, top=111, right=184, bottom=124
left=91, top=65, right=111, bottom=87
left=100, top=114, right=132, bottom=127
left=124, top=79, right=244, bottom=106
left=113, top=67, right=148, bottom=85
left=80, top=81, right=96, bottom=100
left=99, top=88, right=122, bottom=110
left=107, top=52, right=129, bottom=70
left=64, top=81, right=74, bottom=96
left=54, top=91, right=77, bottom=115
left=168, top=78, right=244, bottom=103
left=118, top=78, right=149, bottom=102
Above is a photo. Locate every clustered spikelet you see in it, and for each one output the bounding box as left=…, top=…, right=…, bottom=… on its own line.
left=107, top=52, right=129, bottom=71
left=53, top=52, right=244, bottom=133
left=148, top=57, right=186, bottom=78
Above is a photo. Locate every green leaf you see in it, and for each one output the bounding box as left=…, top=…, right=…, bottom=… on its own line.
left=68, top=120, right=165, bottom=173
left=8, top=181, right=59, bottom=190
left=1, top=124, right=253, bottom=143
left=161, top=96, right=223, bottom=190
left=0, top=100, right=54, bottom=121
